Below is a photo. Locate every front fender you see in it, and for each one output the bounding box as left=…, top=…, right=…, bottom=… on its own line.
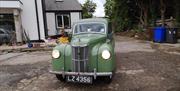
left=97, top=43, right=115, bottom=72
left=52, top=44, right=72, bottom=71
left=52, top=44, right=66, bottom=71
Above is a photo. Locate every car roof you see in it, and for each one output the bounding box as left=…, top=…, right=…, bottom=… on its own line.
left=74, top=18, right=108, bottom=24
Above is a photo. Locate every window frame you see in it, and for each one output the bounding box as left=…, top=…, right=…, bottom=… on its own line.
left=56, top=13, right=71, bottom=29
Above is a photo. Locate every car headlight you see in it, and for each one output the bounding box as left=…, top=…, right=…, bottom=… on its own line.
left=52, top=50, right=60, bottom=59
left=102, top=50, right=111, bottom=60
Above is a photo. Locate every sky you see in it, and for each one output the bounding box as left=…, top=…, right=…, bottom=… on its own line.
left=78, top=0, right=106, bottom=17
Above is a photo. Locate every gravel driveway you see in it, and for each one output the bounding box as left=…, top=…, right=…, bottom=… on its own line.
left=0, top=36, right=179, bottom=91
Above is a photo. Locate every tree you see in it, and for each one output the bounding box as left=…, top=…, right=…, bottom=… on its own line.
left=136, top=0, right=149, bottom=27
left=175, top=0, right=180, bottom=26
left=105, top=0, right=177, bottom=32
left=112, top=0, right=132, bottom=32
left=160, top=0, right=166, bottom=27
left=104, top=0, right=115, bottom=19
left=135, top=0, right=160, bottom=28
left=82, top=0, right=97, bottom=18
left=149, top=0, right=159, bottom=26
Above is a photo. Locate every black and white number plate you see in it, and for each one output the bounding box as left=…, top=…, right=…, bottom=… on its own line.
left=66, top=76, right=93, bottom=83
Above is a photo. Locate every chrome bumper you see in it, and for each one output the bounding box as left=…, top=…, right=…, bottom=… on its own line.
left=49, top=69, right=112, bottom=79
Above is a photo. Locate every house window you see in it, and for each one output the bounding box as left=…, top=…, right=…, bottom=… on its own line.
left=56, top=14, right=70, bottom=29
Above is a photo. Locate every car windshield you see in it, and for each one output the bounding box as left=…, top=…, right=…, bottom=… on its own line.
left=74, top=23, right=105, bottom=34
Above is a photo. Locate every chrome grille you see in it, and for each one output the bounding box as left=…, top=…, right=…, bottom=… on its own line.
left=72, top=46, right=88, bottom=72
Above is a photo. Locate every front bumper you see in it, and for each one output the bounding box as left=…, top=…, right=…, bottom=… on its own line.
left=49, top=69, right=112, bottom=79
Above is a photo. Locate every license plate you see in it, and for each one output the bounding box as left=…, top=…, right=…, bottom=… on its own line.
left=66, top=75, right=93, bottom=83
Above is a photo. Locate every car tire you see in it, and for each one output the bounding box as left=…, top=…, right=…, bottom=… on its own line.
left=56, top=74, right=65, bottom=82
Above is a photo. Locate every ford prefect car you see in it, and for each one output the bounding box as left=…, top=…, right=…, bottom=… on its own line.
left=50, top=18, right=116, bottom=83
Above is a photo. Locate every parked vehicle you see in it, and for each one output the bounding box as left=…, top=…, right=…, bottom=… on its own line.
left=50, top=18, right=116, bottom=84
left=0, top=28, right=11, bottom=45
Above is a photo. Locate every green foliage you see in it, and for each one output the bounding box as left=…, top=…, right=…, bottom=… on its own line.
left=112, top=0, right=132, bottom=32
left=175, top=0, right=180, bottom=26
left=104, top=0, right=115, bottom=19
left=82, top=0, right=97, bottom=18
left=149, top=0, right=158, bottom=27
left=105, top=0, right=180, bottom=32
left=133, top=26, right=144, bottom=33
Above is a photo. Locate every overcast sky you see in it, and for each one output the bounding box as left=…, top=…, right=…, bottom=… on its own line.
left=78, top=0, right=106, bottom=17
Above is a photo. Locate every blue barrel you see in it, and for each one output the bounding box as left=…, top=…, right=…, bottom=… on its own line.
left=154, top=27, right=166, bottom=43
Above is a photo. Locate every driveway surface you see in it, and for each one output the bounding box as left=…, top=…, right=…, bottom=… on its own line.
left=0, top=36, right=180, bottom=91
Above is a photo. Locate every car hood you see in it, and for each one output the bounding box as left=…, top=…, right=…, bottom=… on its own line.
left=71, top=33, right=106, bottom=46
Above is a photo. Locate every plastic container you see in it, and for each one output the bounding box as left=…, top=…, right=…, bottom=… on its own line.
left=166, top=28, right=178, bottom=43
left=27, top=43, right=33, bottom=48
left=154, top=27, right=166, bottom=43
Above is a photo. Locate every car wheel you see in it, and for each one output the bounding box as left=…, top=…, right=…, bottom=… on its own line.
left=56, top=74, right=65, bottom=82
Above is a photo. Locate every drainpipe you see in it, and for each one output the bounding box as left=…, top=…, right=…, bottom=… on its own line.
left=41, top=0, right=48, bottom=38
left=35, top=0, right=41, bottom=41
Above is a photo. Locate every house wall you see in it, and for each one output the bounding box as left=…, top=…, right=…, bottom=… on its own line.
left=0, top=0, right=22, bottom=9
left=36, top=0, right=45, bottom=39
left=46, top=13, right=56, bottom=36
left=46, top=12, right=81, bottom=36
left=21, top=0, right=38, bottom=40
left=21, top=0, right=45, bottom=41
left=71, top=12, right=81, bottom=26
left=68, top=12, right=82, bottom=33
left=1, top=0, right=82, bottom=40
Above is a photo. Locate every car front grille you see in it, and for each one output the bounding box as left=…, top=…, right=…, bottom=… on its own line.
left=72, top=46, right=88, bottom=72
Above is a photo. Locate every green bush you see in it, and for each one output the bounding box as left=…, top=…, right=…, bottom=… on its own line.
left=113, top=17, right=132, bottom=32
left=133, top=26, right=144, bottom=33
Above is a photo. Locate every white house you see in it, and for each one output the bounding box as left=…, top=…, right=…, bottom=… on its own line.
left=0, top=0, right=82, bottom=42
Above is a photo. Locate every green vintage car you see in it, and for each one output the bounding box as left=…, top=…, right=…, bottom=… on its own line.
left=50, top=18, right=116, bottom=83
